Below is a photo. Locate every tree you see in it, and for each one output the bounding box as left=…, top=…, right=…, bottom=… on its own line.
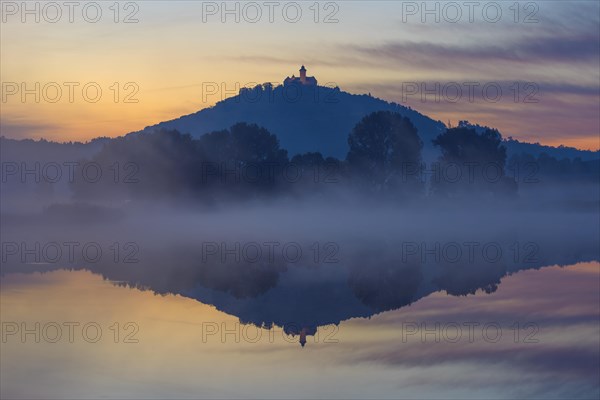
left=71, top=124, right=290, bottom=203
left=287, top=152, right=343, bottom=195
left=199, top=123, right=288, bottom=165
left=346, top=111, right=423, bottom=195
left=197, top=123, right=289, bottom=195
left=71, top=129, right=200, bottom=201
left=432, top=126, right=517, bottom=196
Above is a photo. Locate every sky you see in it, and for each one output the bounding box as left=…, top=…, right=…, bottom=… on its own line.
left=1, top=0, right=599, bottom=150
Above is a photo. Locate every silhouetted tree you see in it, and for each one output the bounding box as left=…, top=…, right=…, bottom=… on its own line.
left=71, top=129, right=201, bottom=201
left=196, top=123, right=289, bottom=196
left=71, top=124, right=290, bottom=203
left=286, top=152, right=343, bottom=194
left=346, top=111, right=423, bottom=196
left=508, top=152, right=600, bottom=184
left=432, top=125, right=517, bottom=197
left=198, top=123, right=287, bottom=164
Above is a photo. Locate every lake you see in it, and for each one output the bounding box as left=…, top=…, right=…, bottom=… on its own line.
left=1, top=205, right=599, bottom=399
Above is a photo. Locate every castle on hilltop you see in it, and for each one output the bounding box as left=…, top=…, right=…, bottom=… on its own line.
left=284, top=65, right=318, bottom=86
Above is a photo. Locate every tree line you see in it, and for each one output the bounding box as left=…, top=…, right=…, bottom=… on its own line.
left=70, top=111, right=596, bottom=203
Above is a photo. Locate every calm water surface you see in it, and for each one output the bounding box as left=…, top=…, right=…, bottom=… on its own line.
left=1, top=260, right=598, bottom=399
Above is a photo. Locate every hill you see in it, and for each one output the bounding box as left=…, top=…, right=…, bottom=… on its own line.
left=136, top=83, right=446, bottom=161
left=136, top=82, right=598, bottom=162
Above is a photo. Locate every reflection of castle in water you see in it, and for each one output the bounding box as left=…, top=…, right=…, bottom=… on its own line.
left=3, top=222, right=598, bottom=347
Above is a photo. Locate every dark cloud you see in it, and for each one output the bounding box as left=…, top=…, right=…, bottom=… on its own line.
left=354, top=33, right=599, bottom=67
left=365, top=80, right=599, bottom=100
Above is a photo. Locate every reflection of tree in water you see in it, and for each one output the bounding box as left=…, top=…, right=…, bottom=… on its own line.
left=195, top=259, right=287, bottom=298
left=348, top=249, right=423, bottom=313
left=432, top=260, right=507, bottom=296
left=94, top=245, right=288, bottom=299
left=2, top=219, right=598, bottom=348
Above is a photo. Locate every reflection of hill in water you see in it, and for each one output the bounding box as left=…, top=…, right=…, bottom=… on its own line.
left=1, top=209, right=599, bottom=345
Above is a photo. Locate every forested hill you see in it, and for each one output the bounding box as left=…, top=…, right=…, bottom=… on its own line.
left=134, top=83, right=598, bottom=161
left=135, top=84, right=446, bottom=160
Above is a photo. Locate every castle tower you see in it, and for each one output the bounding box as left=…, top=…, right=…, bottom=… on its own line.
left=299, top=65, right=307, bottom=84
left=284, top=65, right=317, bottom=87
